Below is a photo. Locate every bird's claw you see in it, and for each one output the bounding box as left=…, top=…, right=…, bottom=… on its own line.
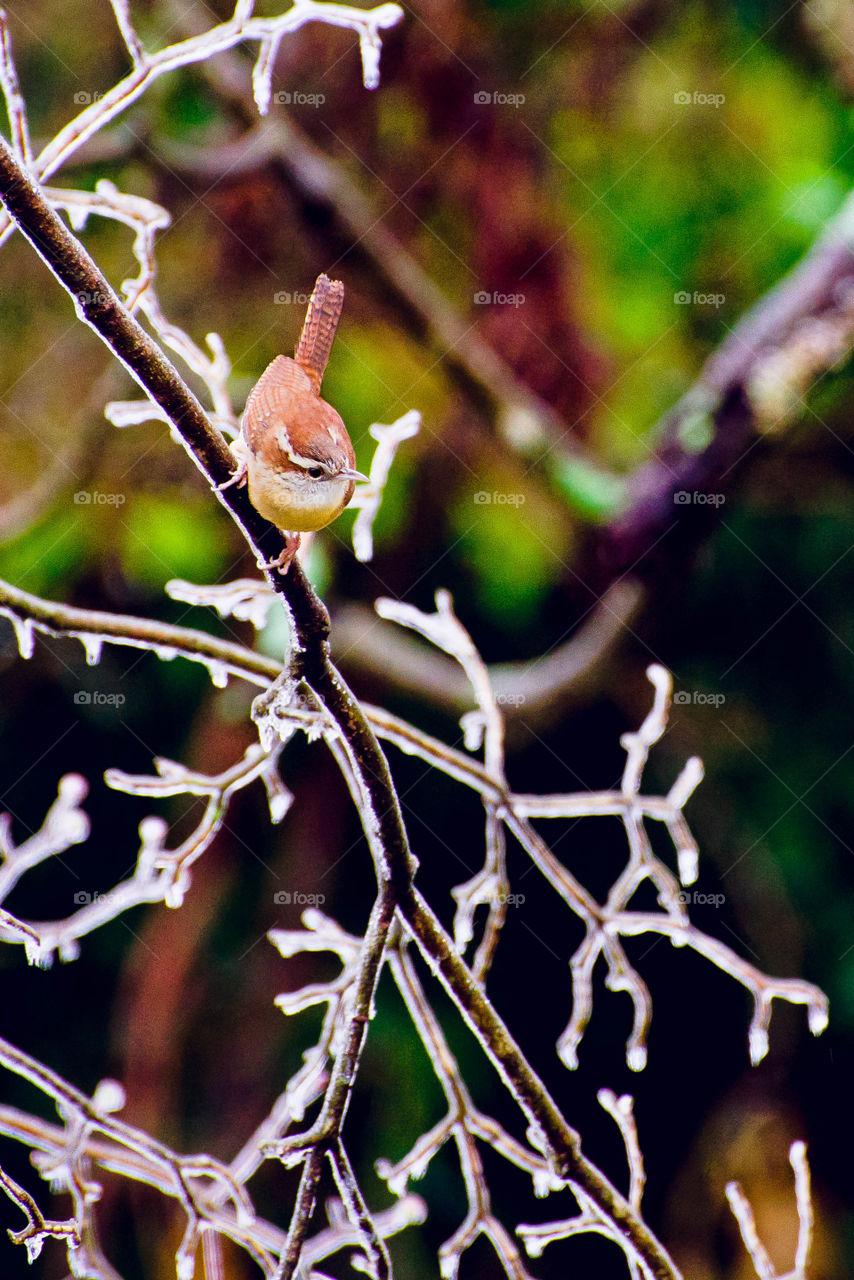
left=258, top=532, right=301, bottom=574
left=217, top=459, right=248, bottom=492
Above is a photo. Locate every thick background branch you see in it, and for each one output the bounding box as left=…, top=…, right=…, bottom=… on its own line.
left=602, top=191, right=854, bottom=579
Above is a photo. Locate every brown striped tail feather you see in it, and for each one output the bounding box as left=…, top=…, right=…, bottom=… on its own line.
left=294, top=273, right=344, bottom=393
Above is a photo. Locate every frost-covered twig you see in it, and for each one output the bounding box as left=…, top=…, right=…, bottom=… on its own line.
left=400, top=888, right=683, bottom=1280
left=328, top=1139, right=392, bottom=1280
left=300, top=1193, right=426, bottom=1275
left=0, top=747, right=287, bottom=965
left=0, top=2, right=402, bottom=202
left=518, top=1090, right=647, bottom=1279
left=726, top=1141, right=814, bottom=1280
left=377, top=598, right=828, bottom=1072
left=0, top=774, right=89, bottom=904
left=377, top=591, right=510, bottom=980
left=331, top=579, right=643, bottom=729
left=507, top=660, right=827, bottom=1071
left=0, top=1074, right=420, bottom=1278
left=0, top=1097, right=422, bottom=1271
left=0, top=2, right=402, bottom=438
left=0, top=14, right=31, bottom=165
left=0, top=1037, right=265, bottom=1279
left=381, top=937, right=556, bottom=1279
left=166, top=576, right=278, bottom=632
left=0, top=574, right=280, bottom=688
left=598, top=1091, right=645, bottom=1216
left=350, top=411, right=421, bottom=562
left=0, top=1162, right=79, bottom=1264
left=52, top=177, right=237, bottom=436
left=263, top=910, right=365, bottom=1177
left=267, top=891, right=399, bottom=1280
left=0, top=574, right=827, bottom=1071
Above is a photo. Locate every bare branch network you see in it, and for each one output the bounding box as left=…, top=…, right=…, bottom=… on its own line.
left=0, top=4, right=828, bottom=1280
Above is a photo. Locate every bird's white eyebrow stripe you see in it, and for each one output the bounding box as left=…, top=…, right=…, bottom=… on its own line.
left=276, top=423, right=328, bottom=471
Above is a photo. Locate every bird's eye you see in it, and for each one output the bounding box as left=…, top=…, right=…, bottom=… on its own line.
left=307, top=466, right=324, bottom=480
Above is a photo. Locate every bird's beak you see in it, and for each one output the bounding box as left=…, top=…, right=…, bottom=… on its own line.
left=340, top=466, right=370, bottom=483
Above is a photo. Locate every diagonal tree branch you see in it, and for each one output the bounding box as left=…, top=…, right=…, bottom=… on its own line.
left=0, top=130, right=683, bottom=1280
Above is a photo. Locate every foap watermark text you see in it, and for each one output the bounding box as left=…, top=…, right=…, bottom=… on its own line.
left=677, top=890, right=725, bottom=907
left=273, top=91, right=325, bottom=107
left=674, top=91, right=725, bottom=108
left=474, top=91, right=525, bottom=108
left=474, top=491, right=525, bottom=507
left=673, top=691, right=725, bottom=708
left=274, top=291, right=312, bottom=306
left=74, top=691, right=126, bottom=707
left=474, top=290, right=525, bottom=307
left=674, top=290, right=725, bottom=308
left=74, top=490, right=125, bottom=506
left=674, top=491, right=725, bottom=506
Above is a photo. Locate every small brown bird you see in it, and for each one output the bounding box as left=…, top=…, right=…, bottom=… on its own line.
left=227, top=274, right=365, bottom=569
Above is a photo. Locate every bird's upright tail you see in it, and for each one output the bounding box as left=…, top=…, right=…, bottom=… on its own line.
left=294, top=273, right=344, bottom=394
